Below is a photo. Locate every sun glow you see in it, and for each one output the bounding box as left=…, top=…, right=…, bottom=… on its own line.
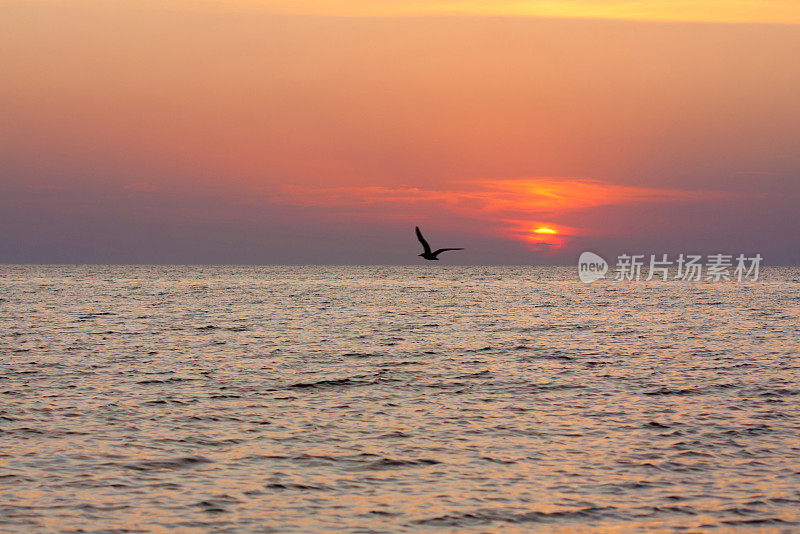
left=521, top=224, right=567, bottom=252
left=274, top=178, right=729, bottom=253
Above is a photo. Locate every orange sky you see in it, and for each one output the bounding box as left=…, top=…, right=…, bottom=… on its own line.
left=39, top=0, right=800, bottom=24
left=256, top=0, right=800, bottom=23
left=1, top=1, right=799, bottom=263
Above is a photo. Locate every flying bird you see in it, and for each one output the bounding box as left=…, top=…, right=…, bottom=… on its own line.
left=415, top=226, right=464, bottom=261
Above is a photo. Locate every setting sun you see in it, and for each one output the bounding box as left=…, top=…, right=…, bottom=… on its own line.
left=533, top=227, right=557, bottom=234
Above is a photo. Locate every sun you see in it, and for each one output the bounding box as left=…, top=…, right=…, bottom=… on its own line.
left=505, top=221, right=578, bottom=251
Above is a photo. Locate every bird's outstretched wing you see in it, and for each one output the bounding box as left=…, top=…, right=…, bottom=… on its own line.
left=433, top=248, right=464, bottom=255
left=415, top=226, right=432, bottom=254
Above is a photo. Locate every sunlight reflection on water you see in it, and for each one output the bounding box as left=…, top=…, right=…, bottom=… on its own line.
left=1, top=265, right=799, bottom=532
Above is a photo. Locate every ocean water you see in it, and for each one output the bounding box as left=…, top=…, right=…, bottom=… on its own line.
left=1, top=265, right=799, bottom=533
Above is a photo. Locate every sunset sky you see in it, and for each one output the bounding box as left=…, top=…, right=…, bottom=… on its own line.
left=2, top=1, right=799, bottom=263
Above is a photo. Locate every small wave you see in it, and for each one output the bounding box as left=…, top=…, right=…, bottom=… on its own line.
left=193, top=502, right=228, bottom=514
left=77, top=312, right=116, bottom=319
left=369, top=510, right=400, bottom=516
left=289, top=377, right=365, bottom=389
left=644, top=421, right=671, bottom=429
left=265, top=482, right=330, bottom=491
left=365, top=458, right=441, bottom=469
left=480, top=456, right=518, bottom=464
left=722, top=518, right=794, bottom=526
left=644, top=387, right=699, bottom=396
left=723, top=425, right=773, bottom=436
left=454, top=370, right=491, bottom=379
left=466, top=346, right=494, bottom=352
left=528, top=383, right=586, bottom=393
left=136, top=377, right=195, bottom=385
left=758, top=388, right=800, bottom=397
left=123, top=456, right=213, bottom=471
left=413, top=506, right=618, bottom=527
left=675, top=450, right=714, bottom=457
left=376, top=431, right=411, bottom=439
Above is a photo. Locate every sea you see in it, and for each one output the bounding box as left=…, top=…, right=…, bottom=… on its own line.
left=1, top=265, right=799, bottom=533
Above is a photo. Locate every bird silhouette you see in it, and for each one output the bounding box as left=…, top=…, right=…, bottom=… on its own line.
left=415, top=226, right=464, bottom=260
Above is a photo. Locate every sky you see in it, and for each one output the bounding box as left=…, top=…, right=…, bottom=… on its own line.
left=1, top=1, right=799, bottom=264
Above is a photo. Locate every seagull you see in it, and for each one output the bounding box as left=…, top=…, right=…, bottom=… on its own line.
left=415, top=226, right=464, bottom=261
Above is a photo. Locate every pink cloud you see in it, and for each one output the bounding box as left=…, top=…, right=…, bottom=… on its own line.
left=272, top=177, right=733, bottom=248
